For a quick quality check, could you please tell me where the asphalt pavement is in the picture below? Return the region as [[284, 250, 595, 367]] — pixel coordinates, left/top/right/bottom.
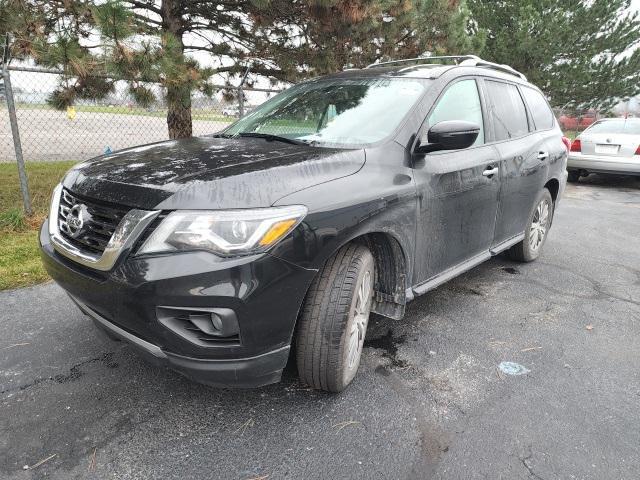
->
[[1, 174, 639, 480]]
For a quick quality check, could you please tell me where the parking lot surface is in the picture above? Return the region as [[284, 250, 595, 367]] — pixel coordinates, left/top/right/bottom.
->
[[1, 175, 639, 479]]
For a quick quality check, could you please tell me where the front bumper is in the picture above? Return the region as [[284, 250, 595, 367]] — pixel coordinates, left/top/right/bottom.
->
[[40, 221, 317, 388], [75, 296, 290, 387], [568, 153, 640, 175]]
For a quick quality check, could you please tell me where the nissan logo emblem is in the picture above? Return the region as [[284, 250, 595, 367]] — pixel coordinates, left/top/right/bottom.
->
[[65, 204, 87, 238]]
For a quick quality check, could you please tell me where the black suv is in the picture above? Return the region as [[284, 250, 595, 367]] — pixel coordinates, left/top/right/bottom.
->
[[41, 55, 568, 392]]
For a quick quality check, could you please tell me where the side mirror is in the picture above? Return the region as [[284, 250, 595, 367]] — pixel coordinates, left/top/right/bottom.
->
[[415, 120, 480, 154]]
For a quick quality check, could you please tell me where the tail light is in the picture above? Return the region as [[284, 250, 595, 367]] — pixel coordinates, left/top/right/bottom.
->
[[561, 136, 571, 151], [636, 144, 640, 155], [570, 139, 581, 152]]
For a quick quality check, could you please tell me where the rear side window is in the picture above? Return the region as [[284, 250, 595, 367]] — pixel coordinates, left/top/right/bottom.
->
[[585, 119, 640, 135], [485, 80, 529, 140], [521, 87, 554, 130], [428, 79, 485, 145]]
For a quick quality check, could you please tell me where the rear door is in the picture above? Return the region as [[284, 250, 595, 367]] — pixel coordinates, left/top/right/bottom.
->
[[482, 80, 549, 247], [411, 78, 501, 284], [520, 85, 566, 191]]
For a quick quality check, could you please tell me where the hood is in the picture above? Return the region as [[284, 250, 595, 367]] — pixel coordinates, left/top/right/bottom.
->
[[62, 136, 365, 210]]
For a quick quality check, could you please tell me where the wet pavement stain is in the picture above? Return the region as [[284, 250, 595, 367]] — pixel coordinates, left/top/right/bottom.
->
[[364, 329, 408, 368], [1, 352, 117, 394], [501, 267, 520, 275], [448, 284, 484, 296]]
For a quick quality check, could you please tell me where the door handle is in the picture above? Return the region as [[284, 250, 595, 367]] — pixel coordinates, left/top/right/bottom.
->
[[537, 151, 549, 161], [482, 167, 499, 177]]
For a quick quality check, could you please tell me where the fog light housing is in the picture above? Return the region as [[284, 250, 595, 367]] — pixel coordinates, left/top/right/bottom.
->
[[211, 314, 224, 331], [156, 306, 240, 346]]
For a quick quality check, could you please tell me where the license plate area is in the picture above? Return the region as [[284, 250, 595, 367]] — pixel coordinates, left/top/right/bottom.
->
[[595, 144, 620, 155]]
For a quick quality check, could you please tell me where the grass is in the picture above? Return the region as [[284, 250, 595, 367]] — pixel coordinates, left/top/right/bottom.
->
[[563, 130, 579, 140], [0, 161, 76, 290]]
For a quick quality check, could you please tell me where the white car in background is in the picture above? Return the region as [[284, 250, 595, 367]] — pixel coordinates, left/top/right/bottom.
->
[[568, 118, 640, 182], [222, 106, 254, 117], [222, 106, 240, 117]]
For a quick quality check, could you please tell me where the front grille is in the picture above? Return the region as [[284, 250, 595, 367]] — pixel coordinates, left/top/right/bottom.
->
[[58, 188, 130, 255]]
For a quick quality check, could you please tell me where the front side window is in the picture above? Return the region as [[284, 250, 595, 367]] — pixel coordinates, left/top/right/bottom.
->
[[428, 79, 485, 146], [224, 78, 428, 147], [485, 80, 529, 140], [521, 87, 554, 130]]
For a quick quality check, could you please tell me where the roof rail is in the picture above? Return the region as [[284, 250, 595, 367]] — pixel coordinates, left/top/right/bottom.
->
[[459, 58, 527, 81], [365, 55, 480, 69], [366, 55, 527, 81]]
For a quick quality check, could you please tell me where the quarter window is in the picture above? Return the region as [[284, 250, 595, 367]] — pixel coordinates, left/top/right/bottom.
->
[[521, 87, 554, 130], [428, 79, 485, 146], [485, 81, 529, 140]]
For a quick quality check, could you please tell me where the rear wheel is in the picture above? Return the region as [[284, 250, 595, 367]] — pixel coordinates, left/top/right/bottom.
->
[[508, 189, 553, 262], [295, 244, 375, 392]]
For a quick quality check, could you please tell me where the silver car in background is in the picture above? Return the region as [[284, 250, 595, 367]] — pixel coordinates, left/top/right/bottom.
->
[[568, 118, 640, 182]]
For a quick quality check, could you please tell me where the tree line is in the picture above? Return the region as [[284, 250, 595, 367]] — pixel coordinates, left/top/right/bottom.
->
[[1, 0, 639, 138]]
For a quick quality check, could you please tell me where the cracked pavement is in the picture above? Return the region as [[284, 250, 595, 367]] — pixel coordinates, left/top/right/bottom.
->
[[1, 174, 639, 479]]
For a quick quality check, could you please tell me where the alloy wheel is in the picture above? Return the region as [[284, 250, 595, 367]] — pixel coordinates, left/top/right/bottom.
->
[[346, 270, 372, 371], [529, 199, 550, 251]]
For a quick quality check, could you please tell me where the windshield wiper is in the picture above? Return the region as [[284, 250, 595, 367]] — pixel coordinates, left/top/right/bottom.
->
[[235, 132, 309, 146]]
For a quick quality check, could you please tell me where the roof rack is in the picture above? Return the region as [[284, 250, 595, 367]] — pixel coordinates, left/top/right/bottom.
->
[[366, 55, 480, 68], [365, 55, 527, 81]]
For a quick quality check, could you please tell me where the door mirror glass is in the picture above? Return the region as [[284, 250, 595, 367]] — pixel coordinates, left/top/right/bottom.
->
[[416, 120, 480, 153]]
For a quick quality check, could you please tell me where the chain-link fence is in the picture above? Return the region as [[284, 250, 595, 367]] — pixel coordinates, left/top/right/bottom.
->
[[0, 65, 283, 163], [553, 107, 604, 138]]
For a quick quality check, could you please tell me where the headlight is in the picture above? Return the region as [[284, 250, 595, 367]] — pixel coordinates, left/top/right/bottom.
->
[[137, 205, 307, 257]]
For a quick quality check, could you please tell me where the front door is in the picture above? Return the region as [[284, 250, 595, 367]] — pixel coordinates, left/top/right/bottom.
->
[[412, 78, 501, 285]]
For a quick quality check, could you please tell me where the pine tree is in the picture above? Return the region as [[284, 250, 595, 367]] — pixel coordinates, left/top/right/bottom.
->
[[1, 0, 481, 138], [468, 0, 640, 110], [1, 0, 280, 139], [252, 0, 483, 78]]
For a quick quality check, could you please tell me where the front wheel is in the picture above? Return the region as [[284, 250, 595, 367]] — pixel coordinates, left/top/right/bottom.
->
[[508, 189, 553, 262], [295, 244, 375, 392]]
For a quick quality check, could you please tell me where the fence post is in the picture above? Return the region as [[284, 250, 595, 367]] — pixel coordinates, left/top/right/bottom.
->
[[237, 66, 250, 118], [2, 42, 32, 215], [237, 86, 244, 118]]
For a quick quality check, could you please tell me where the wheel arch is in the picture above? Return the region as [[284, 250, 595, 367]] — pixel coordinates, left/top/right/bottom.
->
[[544, 177, 560, 203], [292, 229, 410, 324], [349, 231, 408, 320]]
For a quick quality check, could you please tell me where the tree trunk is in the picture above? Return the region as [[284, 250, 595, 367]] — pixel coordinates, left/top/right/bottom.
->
[[166, 83, 193, 139], [161, 0, 192, 139]]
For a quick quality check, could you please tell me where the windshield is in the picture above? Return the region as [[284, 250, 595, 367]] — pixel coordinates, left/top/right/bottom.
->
[[585, 119, 640, 135], [223, 78, 428, 147]]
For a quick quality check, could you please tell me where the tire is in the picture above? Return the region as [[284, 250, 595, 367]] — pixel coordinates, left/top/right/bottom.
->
[[295, 244, 375, 392], [508, 189, 554, 263], [567, 170, 580, 183]]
